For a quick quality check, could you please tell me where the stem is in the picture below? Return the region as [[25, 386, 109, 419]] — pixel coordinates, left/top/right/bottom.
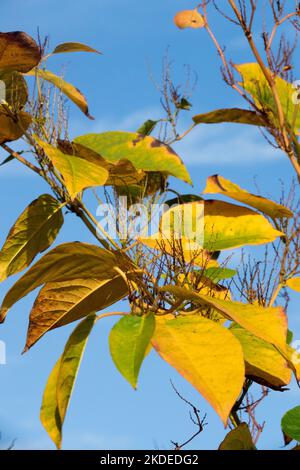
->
[[1, 144, 42, 175]]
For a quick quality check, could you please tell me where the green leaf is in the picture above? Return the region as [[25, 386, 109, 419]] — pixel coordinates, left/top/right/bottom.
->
[[219, 423, 256, 450], [203, 175, 293, 219], [236, 63, 300, 133], [0, 194, 64, 282], [137, 119, 158, 136], [203, 267, 237, 283], [165, 194, 203, 207], [35, 138, 109, 199], [109, 314, 155, 389], [0, 242, 119, 322], [0, 155, 14, 166], [281, 406, 300, 443], [152, 315, 245, 424], [193, 108, 265, 126], [230, 324, 291, 389], [40, 314, 96, 449], [74, 131, 192, 184], [27, 68, 93, 119], [25, 276, 128, 350], [287, 329, 294, 345], [52, 42, 101, 55], [0, 31, 41, 73]]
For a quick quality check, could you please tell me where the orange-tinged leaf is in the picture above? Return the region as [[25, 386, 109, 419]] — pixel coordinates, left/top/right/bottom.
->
[[152, 315, 245, 424], [0, 109, 31, 144], [27, 68, 93, 118], [0, 31, 41, 72], [193, 108, 266, 126], [25, 276, 128, 351], [174, 10, 205, 29], [286, 277, 300, 292], [203, 175, 293, 219]]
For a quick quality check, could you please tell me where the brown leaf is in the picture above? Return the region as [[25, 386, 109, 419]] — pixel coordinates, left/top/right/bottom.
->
[[0, 32, 41, 72], [0, 108, 31, 144]]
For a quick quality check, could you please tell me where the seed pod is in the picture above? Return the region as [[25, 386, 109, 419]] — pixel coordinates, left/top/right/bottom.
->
[[174, 9, 205, 30]]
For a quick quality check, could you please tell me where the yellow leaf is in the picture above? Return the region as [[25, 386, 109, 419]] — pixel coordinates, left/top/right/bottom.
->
[[174, 10, 205, 29], [52, 42, 101, 55], [231, 324, 291, 389], [0, 31, 41, 72], [203, 175, 293, 219], [193, 108, 266, 126], [25, 276, 128, 350], [286, 277, 300, 292], [35, 138, 109, 199], [152, 315, 245, 424], [27, 68, 93, 119], [161, 286, 288, 353]]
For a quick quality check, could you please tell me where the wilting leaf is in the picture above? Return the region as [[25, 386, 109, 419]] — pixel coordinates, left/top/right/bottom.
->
[[193, 108, 265, 126], [109, 314, 155, 389], [152, 315, 244, 424], [35, 138, 108, 198], [0, 194, 64, 282], [137, 119, 158, 136], [25, 276, 128, 350], [161, 286, 288, 353], [40, 314, 96, 449], [203, 175, 293, 219], [57, 139, 144, 187], [0, 242, 119, 322], [203, 267, 237, 283], [27, 68, 93, 119], [165, 194, 203, 207], [174, 10, 205, 29], [286, 277, 300, 292], [231, 324, 291, 389], [0, 71, 28, 109], [74, 131, 192, 184], [219, 423, 256, 450], [0, 109, 31, 144], [236, 63, 300, 133], [52, 42, 101, 55], [281, 406, 300, 443], [0, 31, 41, 72]]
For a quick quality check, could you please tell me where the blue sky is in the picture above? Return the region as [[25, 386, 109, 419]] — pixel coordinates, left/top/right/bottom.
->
[[0, 0, 300, 450]]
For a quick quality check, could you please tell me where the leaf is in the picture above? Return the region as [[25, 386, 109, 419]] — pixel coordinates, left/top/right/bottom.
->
[[281, 406, 300, 443], [203, 175, 293, 219], [236, 63, 300, 133], [109, 314, 155, 389], [174, 10, 205, 29], [57, 139, 144, 187], [40, 314, 96, 449], [152, 315, 245, 424], [219, 423, 256, 450], [35, 138, 109, 199], [0, 242, 119, 322], [0, 109, 31, 144], [25, 276, 128, 350], [0, 31, 41, 72], [193, 108, 266, 126], [27, 68, 93, 119], [203, 267, 237, 283], [160, 286, 288, 353], [74, 131, 192, 184], [143, 200, 283, 252], [52, 42, 101, 55], [0, 71, 28, 109], [0, 194, 64, 282], [286, 277, 300, 292], [165, 194, 204, 207], [230, 324, 291, 389], [137, 119, 158, 136]]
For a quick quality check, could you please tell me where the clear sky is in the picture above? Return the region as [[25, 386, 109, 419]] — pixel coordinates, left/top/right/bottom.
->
[[0, 0, 299, 450]]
